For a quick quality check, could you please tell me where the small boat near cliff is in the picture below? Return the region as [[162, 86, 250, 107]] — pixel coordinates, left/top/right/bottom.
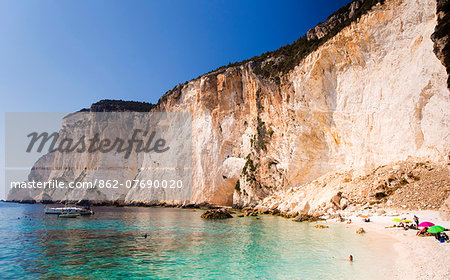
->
[[44, 206, 93, 215]]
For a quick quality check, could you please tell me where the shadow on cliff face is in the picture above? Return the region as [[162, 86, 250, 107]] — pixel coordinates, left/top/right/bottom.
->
[[431, 0, 450, 88]]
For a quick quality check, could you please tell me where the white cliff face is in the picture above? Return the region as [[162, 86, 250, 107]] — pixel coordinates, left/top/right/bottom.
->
[[288, 0, 448, 173], [13, 0, 449, 208], [162, 0, 449, 207]]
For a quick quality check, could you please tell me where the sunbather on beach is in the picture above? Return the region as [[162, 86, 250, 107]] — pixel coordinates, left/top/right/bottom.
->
[[416, 227, 428, 236]]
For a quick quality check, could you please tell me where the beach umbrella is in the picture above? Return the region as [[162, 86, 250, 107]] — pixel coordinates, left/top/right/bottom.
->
[[427, 225, 445, 234], [360, 215, 370, 218], [418, 222, 435, 227], [392, 218, 401, 222], [401, 220, 412, 223]]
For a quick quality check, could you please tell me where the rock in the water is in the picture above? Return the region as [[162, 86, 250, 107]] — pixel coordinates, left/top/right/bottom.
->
[[356, 228, 366, 234], [292, 214, 323, 222], [201, 209, 233, 219], [243, 207, 259, 216], [314, 225, 329, 229]]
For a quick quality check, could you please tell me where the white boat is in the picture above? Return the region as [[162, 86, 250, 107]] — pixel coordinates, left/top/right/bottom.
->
[[44, 206, 93, 215]]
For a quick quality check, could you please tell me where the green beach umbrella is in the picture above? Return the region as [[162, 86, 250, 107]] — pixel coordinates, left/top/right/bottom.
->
[[427, 225, 445, 234], [392, 218, 401, 222]]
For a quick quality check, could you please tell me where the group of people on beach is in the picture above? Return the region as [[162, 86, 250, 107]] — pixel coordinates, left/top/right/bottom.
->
[[391, 215, 419, 230], [399, 223, 418, 230], [408, 215, 449, 242], [416, 226, 449, 242], [384, 215, 449, 242], [348, 214, 448, 264]]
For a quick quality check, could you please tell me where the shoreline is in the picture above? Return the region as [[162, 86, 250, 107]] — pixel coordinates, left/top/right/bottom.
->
[[3, 199, 219, 209], [326, 210, 450, 279], [3, 201, 449, 279]]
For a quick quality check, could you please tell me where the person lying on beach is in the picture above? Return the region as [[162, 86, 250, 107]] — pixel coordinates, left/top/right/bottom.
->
[[346, 219, 352, 224], [416, 227, 428, 236]]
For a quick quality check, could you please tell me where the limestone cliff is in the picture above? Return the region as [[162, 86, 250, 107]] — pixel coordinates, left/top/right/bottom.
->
[[156, 0, 449, 207], [10, 0, 450, 212]]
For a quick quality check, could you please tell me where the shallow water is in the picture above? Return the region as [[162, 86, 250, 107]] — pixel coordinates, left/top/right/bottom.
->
[[0, 202, 394, 279]]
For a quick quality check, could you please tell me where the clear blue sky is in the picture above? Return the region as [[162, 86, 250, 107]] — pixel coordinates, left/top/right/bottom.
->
[[0, 0, 351, 199]]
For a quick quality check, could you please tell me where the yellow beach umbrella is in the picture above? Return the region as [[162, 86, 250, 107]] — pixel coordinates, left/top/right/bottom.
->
[[392, 218, 401, 222], [401, 220, 412, 223]]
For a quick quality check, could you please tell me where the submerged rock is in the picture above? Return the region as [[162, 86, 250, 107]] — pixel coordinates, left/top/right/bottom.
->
[[292, 214, 324, 222], [242, 207, 259, 217], [201, 209, 233, 219], [314, 225, 329, 229]]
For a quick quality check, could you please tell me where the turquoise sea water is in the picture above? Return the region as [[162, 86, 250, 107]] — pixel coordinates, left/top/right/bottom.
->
[[0, 202, 394, 279]]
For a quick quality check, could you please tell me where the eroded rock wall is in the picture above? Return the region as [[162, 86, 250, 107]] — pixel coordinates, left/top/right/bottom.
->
[[156, 0, 449, 207], [12, 0, 449, 208]]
